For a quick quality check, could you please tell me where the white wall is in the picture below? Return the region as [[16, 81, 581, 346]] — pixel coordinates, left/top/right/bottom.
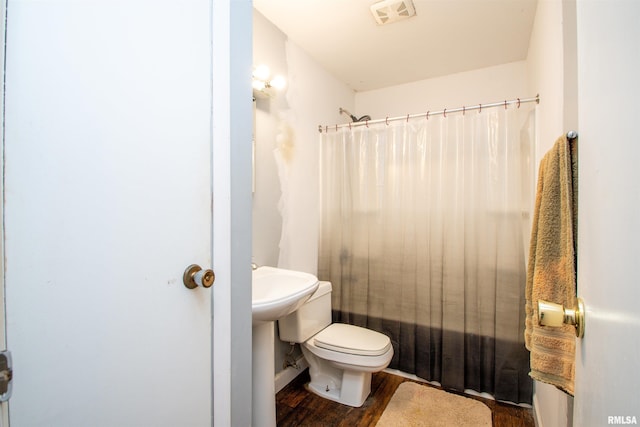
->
[[252, 9, 354, 378], [527, 0, 566, 163], [356, 61, 528, 118], [276, 41, 355, 274], [252, 11, 288, 268], [525, 1, 576, 426], [252, 11, 354, 273]]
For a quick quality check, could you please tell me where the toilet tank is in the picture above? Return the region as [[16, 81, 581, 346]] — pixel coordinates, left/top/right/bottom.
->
[[278, 281, 332, 343]]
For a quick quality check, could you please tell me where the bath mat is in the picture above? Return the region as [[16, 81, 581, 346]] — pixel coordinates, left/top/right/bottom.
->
[[375, 382, 492, 427]]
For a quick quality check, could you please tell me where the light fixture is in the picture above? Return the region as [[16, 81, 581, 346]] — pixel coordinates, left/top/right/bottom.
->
[[252, 65, 286, 98]]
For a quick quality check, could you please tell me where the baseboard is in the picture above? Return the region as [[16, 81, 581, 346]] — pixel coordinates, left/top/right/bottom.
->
[[533, 392, 543, 427], [384, 367, 440, 387], [384, 367, 533, 409], [274, 355, 309, 393]]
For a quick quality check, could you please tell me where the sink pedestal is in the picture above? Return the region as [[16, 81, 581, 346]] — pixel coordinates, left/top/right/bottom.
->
[[251, 266, 319, 427], [252, 321, 276, 427]]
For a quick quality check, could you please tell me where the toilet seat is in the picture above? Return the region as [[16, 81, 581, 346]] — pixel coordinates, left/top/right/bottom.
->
[[314, 323, 391, 356], [305, 323, 394, 371]]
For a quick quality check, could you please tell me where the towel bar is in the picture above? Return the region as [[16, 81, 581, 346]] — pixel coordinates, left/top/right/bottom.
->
[[538, 298, 585, 338]]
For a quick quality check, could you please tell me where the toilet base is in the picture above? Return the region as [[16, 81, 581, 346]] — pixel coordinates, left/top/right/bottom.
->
[[306, 368, 372, 407], [297, 326, 394, 408]]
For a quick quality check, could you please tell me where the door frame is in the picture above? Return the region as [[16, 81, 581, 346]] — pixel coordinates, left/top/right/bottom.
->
[[1, 0, 8, 423], [211, 0, 253, 425]]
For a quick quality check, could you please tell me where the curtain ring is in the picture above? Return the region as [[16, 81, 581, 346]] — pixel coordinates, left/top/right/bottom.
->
[[386, 117, 389, 126], [349, 122, 352, 130], [426, 111, 430, 120], [443, 108, 447, 118], [325, 125, 328, 133], [479, 104, 482, 114], [504, 100, 507, 110], [462, 106, 466, 115], [366, 120, 369, 128], [406, 114, 410, 123], [517, 98, 521, 108]]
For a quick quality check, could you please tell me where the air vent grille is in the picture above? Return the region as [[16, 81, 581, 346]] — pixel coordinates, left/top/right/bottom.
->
[[370, 0, 416, 25]]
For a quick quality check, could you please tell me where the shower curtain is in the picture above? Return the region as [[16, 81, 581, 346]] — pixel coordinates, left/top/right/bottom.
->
[[318, 105, 535, 404]]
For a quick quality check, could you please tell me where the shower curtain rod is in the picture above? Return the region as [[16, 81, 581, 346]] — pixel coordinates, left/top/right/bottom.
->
[[318, 94, 540, 133]]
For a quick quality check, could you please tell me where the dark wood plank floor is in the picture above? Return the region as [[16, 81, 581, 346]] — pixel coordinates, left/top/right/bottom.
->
[[276, 369, 535, 427]]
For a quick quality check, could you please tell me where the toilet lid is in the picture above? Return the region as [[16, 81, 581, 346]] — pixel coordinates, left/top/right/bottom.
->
[[313, 323, 392, 356]]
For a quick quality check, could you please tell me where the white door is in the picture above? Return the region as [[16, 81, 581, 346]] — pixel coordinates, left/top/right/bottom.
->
[[3, 1, 215, 425], [573, 2, 640, 426]]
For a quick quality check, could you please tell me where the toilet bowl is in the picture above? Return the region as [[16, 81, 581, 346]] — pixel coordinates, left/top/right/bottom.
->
[[278, 282, 394, 407]]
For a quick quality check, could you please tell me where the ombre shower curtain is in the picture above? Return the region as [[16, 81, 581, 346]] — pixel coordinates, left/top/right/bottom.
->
[[318, 105, 535, 404]]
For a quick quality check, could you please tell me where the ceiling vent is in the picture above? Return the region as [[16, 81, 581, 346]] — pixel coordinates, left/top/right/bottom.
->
[[370, 0, 416, 25]]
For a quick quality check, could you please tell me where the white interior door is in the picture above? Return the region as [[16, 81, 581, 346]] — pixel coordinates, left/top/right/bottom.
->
[[573, 2, 640, 426], [3, 1, 214, 425]]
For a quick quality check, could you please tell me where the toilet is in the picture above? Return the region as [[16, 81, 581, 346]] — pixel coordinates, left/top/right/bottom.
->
[[278, 281, 394, 407]]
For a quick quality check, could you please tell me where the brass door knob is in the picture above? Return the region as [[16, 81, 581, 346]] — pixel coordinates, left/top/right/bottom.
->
[[538, 298, 585, 338], [183, 264, 215, 289]]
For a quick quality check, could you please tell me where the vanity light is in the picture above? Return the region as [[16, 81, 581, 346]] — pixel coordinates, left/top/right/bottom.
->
[[252, 64, 286, 98], [253, 64, 271, 81], [269, 75, 286, 91]]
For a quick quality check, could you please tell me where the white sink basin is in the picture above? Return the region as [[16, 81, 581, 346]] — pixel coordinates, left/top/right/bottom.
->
[[252, 266, 319, 324]]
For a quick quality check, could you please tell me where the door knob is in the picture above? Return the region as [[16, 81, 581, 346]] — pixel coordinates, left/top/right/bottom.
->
[[538, 298, 585, 338], [183, 264, 215, 289]]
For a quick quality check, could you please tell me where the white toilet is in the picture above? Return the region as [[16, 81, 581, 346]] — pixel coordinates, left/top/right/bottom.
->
[[278, 281, 394, 407]]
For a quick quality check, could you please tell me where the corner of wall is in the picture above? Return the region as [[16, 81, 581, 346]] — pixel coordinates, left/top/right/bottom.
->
[[533, 388, 544, 427], [253, 10, 355, 388], [525, 1, 576, 426]]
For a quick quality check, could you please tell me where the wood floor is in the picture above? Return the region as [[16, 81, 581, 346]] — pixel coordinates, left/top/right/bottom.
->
[[276, 369, 535, 427]]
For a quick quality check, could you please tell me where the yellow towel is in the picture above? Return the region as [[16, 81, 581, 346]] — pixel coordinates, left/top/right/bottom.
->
[[524, 135, 578, 395]]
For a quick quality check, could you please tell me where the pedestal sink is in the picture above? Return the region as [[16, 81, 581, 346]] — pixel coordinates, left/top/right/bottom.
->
[[252, 266, 319, 427]]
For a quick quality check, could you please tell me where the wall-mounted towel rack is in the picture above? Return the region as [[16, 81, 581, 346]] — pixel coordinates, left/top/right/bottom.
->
[[567, 130, 578, 140]]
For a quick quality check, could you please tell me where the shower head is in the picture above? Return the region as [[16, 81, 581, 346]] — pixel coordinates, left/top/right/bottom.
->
[[339, 107, 372, 123]]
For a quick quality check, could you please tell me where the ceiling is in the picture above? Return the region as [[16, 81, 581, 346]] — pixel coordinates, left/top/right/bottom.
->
[[253, 0, 538, 92]]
